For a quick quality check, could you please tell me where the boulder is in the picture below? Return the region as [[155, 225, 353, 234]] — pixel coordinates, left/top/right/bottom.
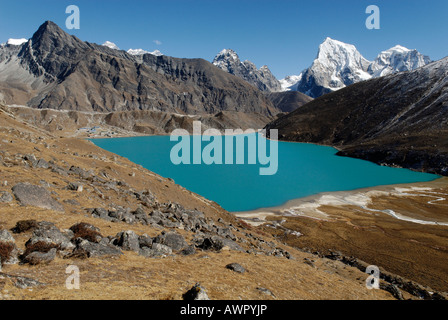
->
[[73, 239, 123, 258], [12, 183, 64, 212], [114, 230, 140, 252], [26, 224, 74, 252], [179, 245, 196, 256], [138, 234, 153, 248], [225, 263, 246, 273], [67, 182, 83, 192], [22, 248, 57, 265], [182, 283, 210, 300], [153, 231, 188, 252], [35, 158, 50, 169], [194, 234, 243, 252], [0, 191, 13, 203], [69, 166, 93, 179], [151, 243, 173, 255], [69, 222, 102, 243]]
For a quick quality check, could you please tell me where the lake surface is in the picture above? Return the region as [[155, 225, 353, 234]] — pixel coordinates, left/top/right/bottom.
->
[[91, 133, 439, 212]]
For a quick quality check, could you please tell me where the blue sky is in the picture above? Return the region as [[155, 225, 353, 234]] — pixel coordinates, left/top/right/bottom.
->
[[1, 0, 447, 78]]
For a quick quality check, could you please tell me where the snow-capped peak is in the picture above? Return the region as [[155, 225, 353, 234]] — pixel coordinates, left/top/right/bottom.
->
[[6, 38, 28, 46], [388, 45, 411, 53], [102, 41, 120, 50], [212, 48, 282, 92], [280, 74, 303, 91], [369, 44, 431, 77], [213, 49, 240, 67], [127, 48, 163, 56], [316, 37, 371, 74], [285, 38, 432, 98], [127, 48, 149, 55]]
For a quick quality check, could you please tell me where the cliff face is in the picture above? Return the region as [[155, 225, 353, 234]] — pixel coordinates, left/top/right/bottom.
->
[[266, 57, 448, 175], [0, 21, 278, 118]]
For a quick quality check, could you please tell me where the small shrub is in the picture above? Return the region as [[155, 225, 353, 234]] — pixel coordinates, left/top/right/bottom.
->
[[23, 241, 59, 256], [70, 223, 102, 243], [0, 242, 16, 265], [12, 220, 39, 234]]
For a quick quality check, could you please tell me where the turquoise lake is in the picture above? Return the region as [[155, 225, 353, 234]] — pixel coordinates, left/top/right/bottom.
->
[[91, 134, 439, 212]]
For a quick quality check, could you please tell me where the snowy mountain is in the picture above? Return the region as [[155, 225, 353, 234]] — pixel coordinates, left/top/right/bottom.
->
[[368, 45, 431, 77], [102, 41, 120, 50], [279, 74, 303, 91], [282, 38, 432, 98], [127, 48, 163, 56], [6, 38, 28, 46], [212, 49, 282, 92]]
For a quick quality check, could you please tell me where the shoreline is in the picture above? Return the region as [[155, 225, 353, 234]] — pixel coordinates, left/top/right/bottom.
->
[[233, 176, 448, 226]]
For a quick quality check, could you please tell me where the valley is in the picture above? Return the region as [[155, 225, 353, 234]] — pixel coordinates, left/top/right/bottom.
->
[[0, 18, 447, 302]]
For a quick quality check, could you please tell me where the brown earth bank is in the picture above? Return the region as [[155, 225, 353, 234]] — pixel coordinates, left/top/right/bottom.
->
[[0, 106, 399, 300], [237, 179, 448, 294]]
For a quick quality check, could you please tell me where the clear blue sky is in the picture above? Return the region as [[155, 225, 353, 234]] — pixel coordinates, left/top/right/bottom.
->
[[1, 0, 447, 79]]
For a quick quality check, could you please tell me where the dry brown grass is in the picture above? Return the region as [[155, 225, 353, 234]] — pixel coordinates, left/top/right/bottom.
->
[[0, 109, 396, 300]]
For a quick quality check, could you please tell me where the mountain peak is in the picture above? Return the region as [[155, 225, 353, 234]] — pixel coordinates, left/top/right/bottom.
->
[[29, 20, 83, 53], [388, 45, 411, 53], [212, 49, 281, 92], [287, 38, 431, 98], [102, 41, 120, 50], [32, 20, 65, 41], [318, 37, 360, 56], [214, 49, 240, 62]]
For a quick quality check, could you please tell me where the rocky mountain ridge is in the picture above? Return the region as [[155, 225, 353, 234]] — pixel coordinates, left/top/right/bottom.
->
[[0, 21, 279, 121]]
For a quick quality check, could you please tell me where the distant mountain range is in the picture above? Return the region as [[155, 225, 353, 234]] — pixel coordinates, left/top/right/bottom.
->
[[0, 21, 278, 120], [283, 37, 432, 98], [211, 38, 431, 99], [101, 41, 164, 57]]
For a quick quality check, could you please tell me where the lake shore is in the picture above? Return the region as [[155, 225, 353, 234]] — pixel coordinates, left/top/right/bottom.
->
[[233, 177, 448, 225], [234, 177, 448, 293]]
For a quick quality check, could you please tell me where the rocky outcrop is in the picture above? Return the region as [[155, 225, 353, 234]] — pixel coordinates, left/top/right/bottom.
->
[[182, 283, 210, 300]]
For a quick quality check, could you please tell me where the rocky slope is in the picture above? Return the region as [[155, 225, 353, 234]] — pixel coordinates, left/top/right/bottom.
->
[[283, 38, 431, 98], [266, 57, 448, 176], [2, 105, 274, 138], [0, 104, 404, 301], [0, 21, 278, 120], [265, 91, 313, 113], [212, 49, 282, 92]]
